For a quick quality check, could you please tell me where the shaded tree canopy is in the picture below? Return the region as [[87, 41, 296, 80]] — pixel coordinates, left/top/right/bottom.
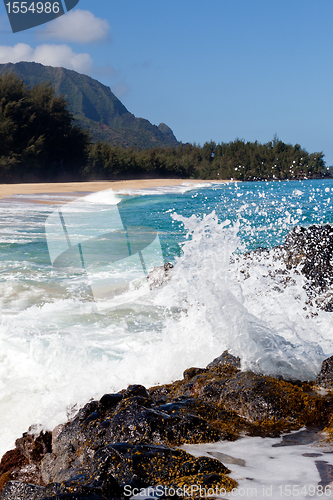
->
[[0, 72, 90, 182], [84, 138, 327, 182]]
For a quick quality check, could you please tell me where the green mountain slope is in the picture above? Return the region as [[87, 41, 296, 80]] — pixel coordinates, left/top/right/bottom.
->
[[0, 62, 178, 149]]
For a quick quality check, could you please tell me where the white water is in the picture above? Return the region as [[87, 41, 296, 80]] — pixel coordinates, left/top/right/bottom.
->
[[183, 430, 333, 499], [1, 183, 333, 462]]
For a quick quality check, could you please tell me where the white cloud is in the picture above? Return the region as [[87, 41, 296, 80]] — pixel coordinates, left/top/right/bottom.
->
[[37, 9, 110, 44], [0, 43, 93, 73]]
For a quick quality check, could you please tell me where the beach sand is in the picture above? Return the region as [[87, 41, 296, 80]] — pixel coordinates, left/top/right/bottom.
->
[[0, 179, 229, 204]]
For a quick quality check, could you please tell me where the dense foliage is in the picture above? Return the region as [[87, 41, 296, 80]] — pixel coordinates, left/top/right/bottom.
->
[[0, 72, 328, 183], [84, 138, 327, 181], [0, 72, 89, 182]]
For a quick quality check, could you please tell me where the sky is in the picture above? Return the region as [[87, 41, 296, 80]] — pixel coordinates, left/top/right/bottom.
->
[[0, 0, 333, 165]]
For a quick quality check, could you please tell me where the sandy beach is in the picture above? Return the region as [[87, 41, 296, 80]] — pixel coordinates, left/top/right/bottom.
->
[[0, 179, 229, 204]]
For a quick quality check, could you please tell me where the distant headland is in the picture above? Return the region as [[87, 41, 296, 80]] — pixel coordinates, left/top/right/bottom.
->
[[0, 62, 329, 184]]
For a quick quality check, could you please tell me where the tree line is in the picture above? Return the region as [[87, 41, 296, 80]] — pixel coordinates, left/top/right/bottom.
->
[[0, 73, 328, 183], [85, 138, 327, 181], [0, 72, 89, 182]]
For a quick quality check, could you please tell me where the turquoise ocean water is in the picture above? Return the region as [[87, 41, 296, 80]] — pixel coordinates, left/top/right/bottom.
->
[[1, 179, 333, 458]]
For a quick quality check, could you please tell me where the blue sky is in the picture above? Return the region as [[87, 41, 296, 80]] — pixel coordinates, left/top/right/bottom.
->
[[1, 0, 333, 165]]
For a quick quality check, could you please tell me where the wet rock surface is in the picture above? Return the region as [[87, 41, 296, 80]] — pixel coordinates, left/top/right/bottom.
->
[[283, 225, 333, 311], [1, 351, 333, 499], [316, 355, 333, 388], [283, 225, 333, 282], [242, 224, 333, 312]]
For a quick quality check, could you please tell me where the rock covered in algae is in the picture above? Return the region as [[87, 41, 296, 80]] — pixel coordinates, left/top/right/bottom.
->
[[15, 429, 52, 464], [0, 444, 237, 499], [152, 352, 329, 433], [2, 350, 333, 499]]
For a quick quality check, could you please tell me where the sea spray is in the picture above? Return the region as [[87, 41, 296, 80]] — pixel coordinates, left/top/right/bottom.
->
[[1, 181, 333, 459], [154, 211, 327, 379]]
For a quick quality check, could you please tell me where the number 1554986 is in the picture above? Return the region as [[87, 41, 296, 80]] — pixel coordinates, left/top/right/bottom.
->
[[5, 2, 61, 14]]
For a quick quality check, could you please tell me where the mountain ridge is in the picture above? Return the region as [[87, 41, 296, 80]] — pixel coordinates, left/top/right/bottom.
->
[[0, 62, 178, 149]]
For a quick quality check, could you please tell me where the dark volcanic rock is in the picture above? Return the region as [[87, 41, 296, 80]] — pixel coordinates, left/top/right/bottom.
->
[[150, 354, 329, 435], [206, 350, 241, 370], [90, 443, 232, 487], [241, 224, 333, 311], [0, 449, 28, 478], [40, 494, 113, 499], [316, 355, 333, 388], [51, 388, 222, 470], [183, 367, 208, 380], [218, 371, 327, 427], [1, 481, 45, 500], [2, 350, 333, 499], [174, 358, 241, 403], [1, 443, 237, 499], [284, 225, 333, 310], [0, 449, 28, 495], [283, 225, 333, 283], [277, 224, 333, 311], [16, 429, 52, 464]]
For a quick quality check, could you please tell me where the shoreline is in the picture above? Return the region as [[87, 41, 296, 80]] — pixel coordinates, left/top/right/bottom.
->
[[0, 351, 331, 498], [0, 179, 231, 204]]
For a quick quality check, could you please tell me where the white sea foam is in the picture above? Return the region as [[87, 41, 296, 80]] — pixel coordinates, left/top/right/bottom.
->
[[293, 189, 304, 196], [115, 181, 222, 197], [152, 211, 331, 379], [1, 182, 333, 463], [182, 431, 333, 498], [69, 188, 121, 206]]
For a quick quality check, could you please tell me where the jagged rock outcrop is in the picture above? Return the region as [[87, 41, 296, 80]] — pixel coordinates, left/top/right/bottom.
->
[[283, 225, 333, 281], [242, 224, 333, 312], [316, 355, 333, 388], [1, 351, 333, 499]]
